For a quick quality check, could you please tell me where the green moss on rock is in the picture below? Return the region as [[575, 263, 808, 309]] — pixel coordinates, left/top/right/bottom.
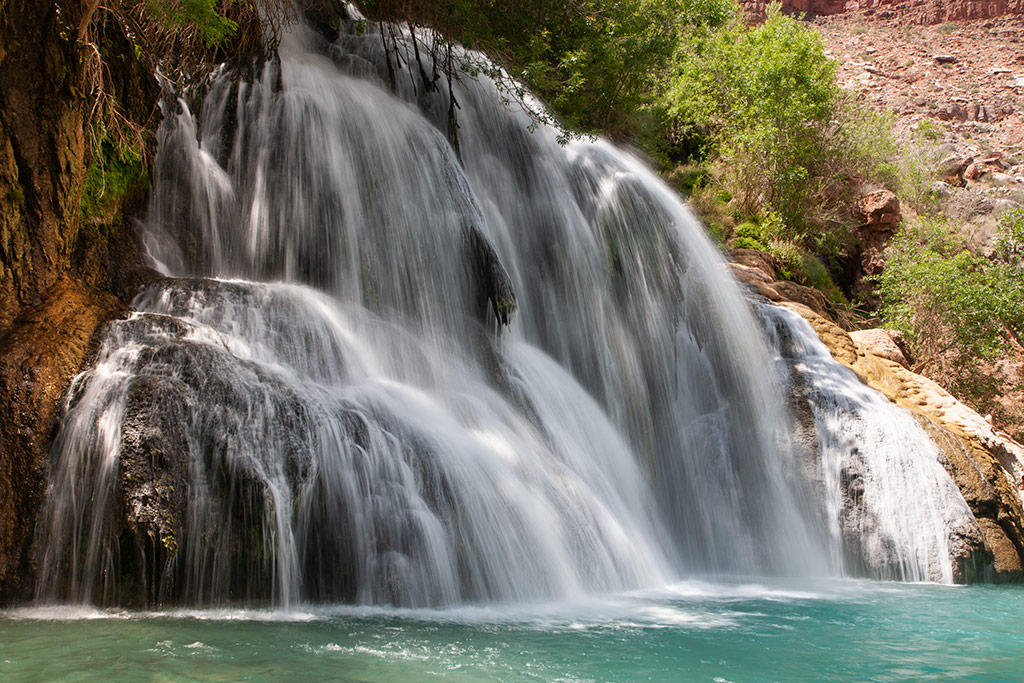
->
[[80, 141, 147, 222]]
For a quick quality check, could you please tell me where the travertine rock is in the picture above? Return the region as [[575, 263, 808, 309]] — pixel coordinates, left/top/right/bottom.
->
[[850, 328, 910, 367]]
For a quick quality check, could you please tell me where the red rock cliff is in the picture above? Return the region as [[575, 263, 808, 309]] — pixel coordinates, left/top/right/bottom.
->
[[742, 0, 1024, 21]]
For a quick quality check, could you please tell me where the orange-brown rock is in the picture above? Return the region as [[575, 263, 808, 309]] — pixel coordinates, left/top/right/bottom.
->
[[0, 280, 124, 598], [849, 189, 901, 308], [0, 2, 158, 602], [853, 189, 901, 231], [741, 0, 1024, 21], [727, 248, 837, 322]]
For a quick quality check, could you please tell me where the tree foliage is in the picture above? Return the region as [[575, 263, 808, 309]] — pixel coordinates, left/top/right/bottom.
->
[[360, 0, 734, 139], [146, 0, 239, 45], [665, 3, 840, 232]]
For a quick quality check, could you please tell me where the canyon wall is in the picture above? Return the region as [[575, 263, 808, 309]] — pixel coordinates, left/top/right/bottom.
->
[[742, 0, 1024, 21]]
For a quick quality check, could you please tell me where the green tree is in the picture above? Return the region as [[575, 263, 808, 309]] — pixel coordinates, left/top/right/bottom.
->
[[665, 3, 840, 236], [361, 0, 734, 139], [146, 0, 238, 45]]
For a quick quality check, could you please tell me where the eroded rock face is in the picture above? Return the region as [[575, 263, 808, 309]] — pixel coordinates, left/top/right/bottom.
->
[[0, 281, 123, 599], [849, 328, 910, 368], [741, 0, 1024, 21], [851, 189, 901, 308], [0, 3, 158, 603]]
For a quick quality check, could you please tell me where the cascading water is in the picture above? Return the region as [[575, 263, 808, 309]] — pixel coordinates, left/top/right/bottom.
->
[[758, 304, 982, 582], [36, 13, 975, 608]]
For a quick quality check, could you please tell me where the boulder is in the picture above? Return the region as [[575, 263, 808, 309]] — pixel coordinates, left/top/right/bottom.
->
[[853, 189, 901, 231], [936, 155, 969, 182], [726, 248, 779, 279], [936, 102, 967, 121], [849, 328, 911, 368]]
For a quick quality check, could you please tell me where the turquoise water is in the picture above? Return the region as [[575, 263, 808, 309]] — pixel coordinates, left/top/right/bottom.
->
[[3, 580, 1022, 681]]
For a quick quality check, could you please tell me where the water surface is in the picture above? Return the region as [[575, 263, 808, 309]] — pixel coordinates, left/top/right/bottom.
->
[[4, 580, 1021, 681]]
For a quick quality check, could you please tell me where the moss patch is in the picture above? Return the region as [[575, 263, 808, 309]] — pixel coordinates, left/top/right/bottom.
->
[[80, 141, 147, 223]]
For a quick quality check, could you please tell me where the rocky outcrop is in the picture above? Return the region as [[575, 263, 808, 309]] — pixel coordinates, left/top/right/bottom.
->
[[849, 328, 910, 367], [727, 248, 838, 321], [0, 1, 89, 334], [849, 0, 1024, 23], [817, 13, 1024, 206], [731, 248, 1024, 580], [847, 189, 901, 307], [0, 280, 123, 598], [0, 2, 158, 602]]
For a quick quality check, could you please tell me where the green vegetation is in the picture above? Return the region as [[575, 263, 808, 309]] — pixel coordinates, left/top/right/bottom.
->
[[146, 0, 238, 45], [878, 214, 1024, 411], [665, 5, 937, 304], [361, 0, 735, 139], [995, 208, 1024, 264], [667, 4, 842, 232], [81, 140, 147, 221]]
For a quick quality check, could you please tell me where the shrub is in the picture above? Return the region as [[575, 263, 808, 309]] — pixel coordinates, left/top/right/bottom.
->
[[767, 239, 842, 297], [995, 208, 1024, 264], [669, 163, 710, 194], [732, 236, 766, 250], [735, 221, 763, 241], [364, 0, 736, 139], [878, 216, 1024, 402]]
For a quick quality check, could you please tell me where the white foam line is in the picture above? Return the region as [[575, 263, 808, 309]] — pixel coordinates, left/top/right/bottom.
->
[[3, 579, 951, 625]]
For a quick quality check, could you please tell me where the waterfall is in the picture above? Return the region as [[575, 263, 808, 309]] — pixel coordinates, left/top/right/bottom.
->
[[35, 15, 975, 608], [759, 304, 981, 582]]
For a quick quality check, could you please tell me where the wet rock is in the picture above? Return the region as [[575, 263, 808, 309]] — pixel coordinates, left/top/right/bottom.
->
[[117, 375, 194, 604], [0, 280, 122, 601], [466, 226, 517, 327], [726, 248, 780, 279]]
